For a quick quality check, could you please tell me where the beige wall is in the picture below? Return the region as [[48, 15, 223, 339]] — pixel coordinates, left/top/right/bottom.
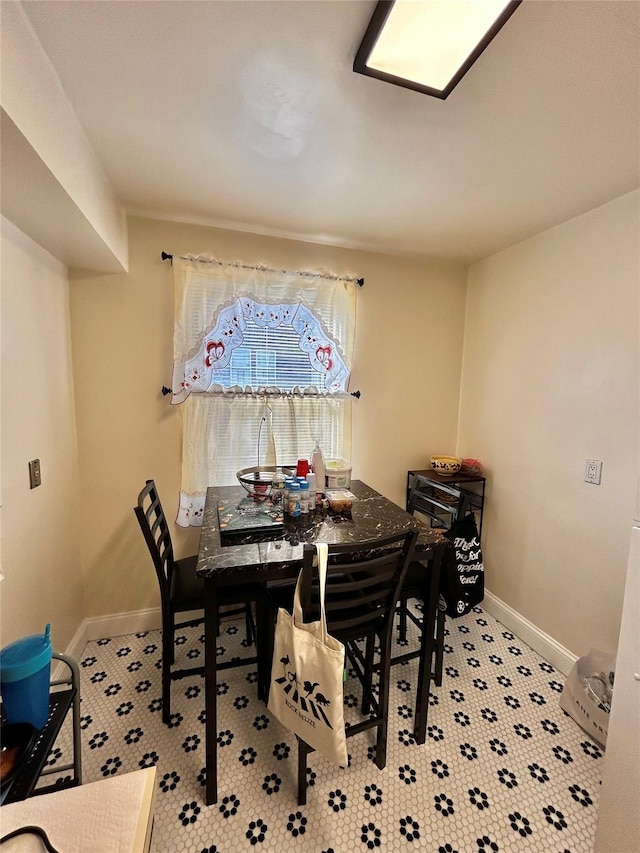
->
[[7, 194, 635, 656], [458, 191, 639, 656], [69, 216, 467, 619], [1, 2, 128, 270], [0, 216, 85, 650]]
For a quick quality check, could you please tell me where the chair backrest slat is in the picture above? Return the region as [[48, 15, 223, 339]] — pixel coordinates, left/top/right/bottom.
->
[[325, 586, 392, 610], [300, 531, 417, 637], [325, 567, 395, 594], [134, 480, 175, 602], [150, 512, 166, 540]]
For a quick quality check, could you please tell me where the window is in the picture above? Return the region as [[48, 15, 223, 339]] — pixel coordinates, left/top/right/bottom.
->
[[213, 316, 333, 391], [171, 257, 358, 526]]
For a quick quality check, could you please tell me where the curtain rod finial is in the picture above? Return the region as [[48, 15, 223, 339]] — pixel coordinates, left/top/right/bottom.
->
[[161, 251, 173, 263]]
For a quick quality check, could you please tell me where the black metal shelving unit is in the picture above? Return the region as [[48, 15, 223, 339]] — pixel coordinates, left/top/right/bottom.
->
[[1, 652, 82, 804], [406, 469, 486, 539]]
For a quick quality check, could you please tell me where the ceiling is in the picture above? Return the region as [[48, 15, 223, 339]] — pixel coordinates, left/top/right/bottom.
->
[[21, 0, 640, 264]]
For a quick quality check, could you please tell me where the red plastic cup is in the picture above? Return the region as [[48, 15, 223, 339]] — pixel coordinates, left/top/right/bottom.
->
[[296, 459, 310, 478]]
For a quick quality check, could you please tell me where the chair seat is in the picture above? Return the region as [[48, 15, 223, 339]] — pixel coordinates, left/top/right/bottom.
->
[[170, 556, 204, 610], [172, 555, 265, 611], [401, 558, 431, 595], [265, 584, 293, 611]]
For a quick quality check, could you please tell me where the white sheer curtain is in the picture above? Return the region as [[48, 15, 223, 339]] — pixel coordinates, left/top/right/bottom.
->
[[171, 257, 357, 526], [177, 394, 352, 525]]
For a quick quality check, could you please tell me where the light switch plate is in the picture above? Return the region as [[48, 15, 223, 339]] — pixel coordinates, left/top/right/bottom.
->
[[29, 458, 41, 489]]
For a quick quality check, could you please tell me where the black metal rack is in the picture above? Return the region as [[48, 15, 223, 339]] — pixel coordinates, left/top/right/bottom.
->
[[1, 652, 82, 804], [406, 469, 486, 539]]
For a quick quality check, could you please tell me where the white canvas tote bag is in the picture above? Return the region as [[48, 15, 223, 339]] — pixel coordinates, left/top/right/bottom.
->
[[267, 543, 348, 766]]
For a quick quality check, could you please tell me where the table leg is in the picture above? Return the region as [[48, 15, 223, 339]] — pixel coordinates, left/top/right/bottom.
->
[[204, 578, 219, 805], [256, 591, 269, 701], [414, 548, 443, 744]]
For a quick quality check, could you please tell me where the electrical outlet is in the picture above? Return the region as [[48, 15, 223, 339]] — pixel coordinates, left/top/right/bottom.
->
[[29, 458, 41, 489], [585, 459, 602, 485]]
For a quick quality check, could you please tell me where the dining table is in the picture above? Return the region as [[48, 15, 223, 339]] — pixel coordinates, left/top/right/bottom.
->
[[196, 479, 449, 805]]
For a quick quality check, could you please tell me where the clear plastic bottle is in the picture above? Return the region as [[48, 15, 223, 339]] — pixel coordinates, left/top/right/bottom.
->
[[306, 473, 317, 511], [271, 476, 285, 507], [284, 478, 296, 515], [289, 482, 301, 518], [311, 440, 326, 499], [299, 481, 310, 514]]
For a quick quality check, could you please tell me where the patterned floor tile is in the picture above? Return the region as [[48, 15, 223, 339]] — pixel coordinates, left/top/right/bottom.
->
[[43, 605, 602, 852]]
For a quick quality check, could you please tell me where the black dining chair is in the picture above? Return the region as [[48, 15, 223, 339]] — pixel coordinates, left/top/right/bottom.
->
[[265, 530, 417, 805], [134, 479, 265, 725], [395, 482, 452, 689]]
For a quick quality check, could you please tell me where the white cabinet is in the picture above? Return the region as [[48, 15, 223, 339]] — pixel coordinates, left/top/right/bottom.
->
[[594, 525, 640, 852]]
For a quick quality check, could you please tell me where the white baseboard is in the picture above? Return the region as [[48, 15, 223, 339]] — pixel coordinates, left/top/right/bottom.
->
[[56, 606, 210, 669], [82, 607, 163, 642], [51, 608, 162, 678], [482, 589, 577, 676], [56, 595, 576, 679]]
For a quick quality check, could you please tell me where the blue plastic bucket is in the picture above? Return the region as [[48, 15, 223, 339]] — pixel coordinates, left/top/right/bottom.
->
[[0, 624, 52, 729]]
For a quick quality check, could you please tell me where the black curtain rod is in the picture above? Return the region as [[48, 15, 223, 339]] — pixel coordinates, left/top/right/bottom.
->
[[161, 252, 364, 287], [161, 386, 361, 399]]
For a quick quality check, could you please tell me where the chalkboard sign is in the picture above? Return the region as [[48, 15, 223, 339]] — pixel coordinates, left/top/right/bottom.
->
[[440, 513, 484, 618]]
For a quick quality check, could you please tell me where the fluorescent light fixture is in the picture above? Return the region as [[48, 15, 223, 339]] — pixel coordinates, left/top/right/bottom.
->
[[354, 0, 522, 99]]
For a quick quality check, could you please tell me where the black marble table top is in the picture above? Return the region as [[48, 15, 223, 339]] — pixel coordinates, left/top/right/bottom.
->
[[196, 480, 448, 580]]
